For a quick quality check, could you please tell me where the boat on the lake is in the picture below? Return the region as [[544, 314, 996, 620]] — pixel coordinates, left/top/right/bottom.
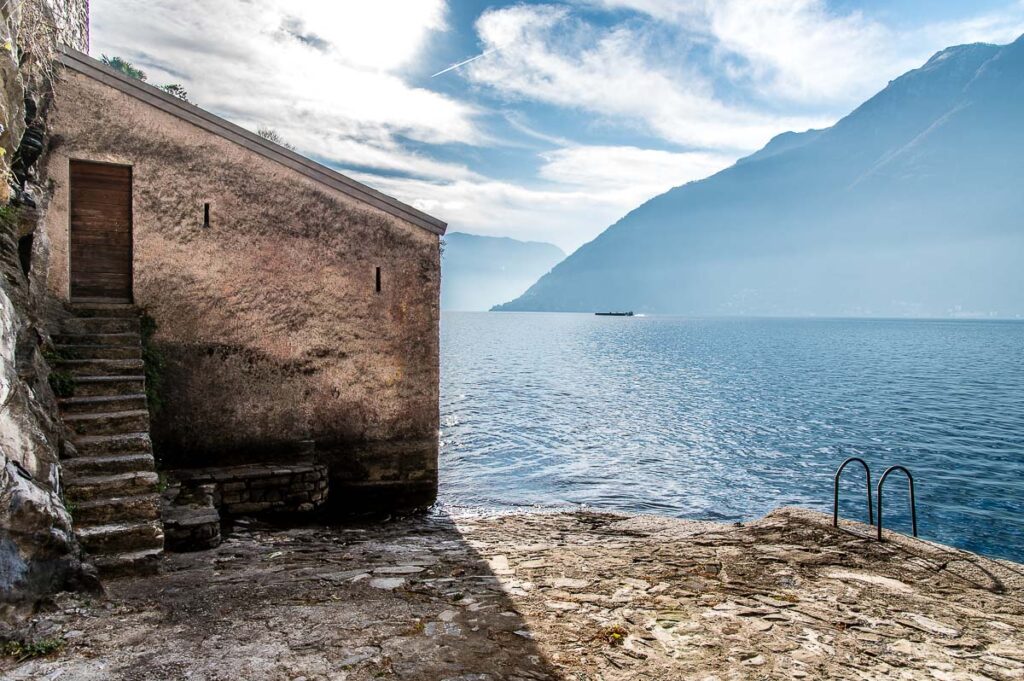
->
[[595, 311, 634, 316]]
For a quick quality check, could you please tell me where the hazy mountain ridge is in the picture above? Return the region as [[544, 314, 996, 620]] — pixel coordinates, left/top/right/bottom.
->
[[496, 35, 1024, 317], [441, 232, 565, 311]]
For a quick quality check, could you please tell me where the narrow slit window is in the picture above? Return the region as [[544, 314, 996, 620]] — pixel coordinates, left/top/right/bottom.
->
[[375, 266, 382, 293], [203, 202, 210, 228]]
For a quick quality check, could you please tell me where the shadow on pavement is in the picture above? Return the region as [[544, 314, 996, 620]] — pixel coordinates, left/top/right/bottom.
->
[[4, 511, 563, 680]]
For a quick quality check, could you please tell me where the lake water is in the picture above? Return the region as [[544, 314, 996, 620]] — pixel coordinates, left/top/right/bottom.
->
[[439, 312, 1024, 563]]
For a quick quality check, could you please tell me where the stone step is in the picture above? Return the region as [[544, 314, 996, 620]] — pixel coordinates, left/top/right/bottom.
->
[[57, 358, 145, 377], [59, 306, 163, 579], [72, 493, 161, 526], [90, 547, 162, 578], [78, 520, 164, 555], [62, 452, 156, 476], [71, 432, 152, 458], [53, 332, 140, 347], [72, 375, 146, 398], [64, 470, 159, 501], [164, 505, 221, 552], [60, 393, 147, 415], [68, 304, 140, 318], [62, 317, 139, 335], [63, 410, 150, 436], [56, 344, 142, 360]]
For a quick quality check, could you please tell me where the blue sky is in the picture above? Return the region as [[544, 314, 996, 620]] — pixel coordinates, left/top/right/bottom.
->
[[91, 1, 1024, 252]]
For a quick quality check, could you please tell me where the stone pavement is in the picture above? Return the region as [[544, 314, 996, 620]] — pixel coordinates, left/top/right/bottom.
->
[[4, 508, 1023, 680]]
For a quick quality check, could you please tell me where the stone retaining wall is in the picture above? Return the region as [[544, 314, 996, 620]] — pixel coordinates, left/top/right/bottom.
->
[[162, 483, 220, 552], [171, 463, 328, 516]]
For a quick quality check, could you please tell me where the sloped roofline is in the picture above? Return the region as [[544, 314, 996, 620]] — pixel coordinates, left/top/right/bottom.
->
[[58, 48, 447, 235]]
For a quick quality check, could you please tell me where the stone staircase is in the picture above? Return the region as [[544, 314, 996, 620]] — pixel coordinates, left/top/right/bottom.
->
[[55, 303, 164, 576]]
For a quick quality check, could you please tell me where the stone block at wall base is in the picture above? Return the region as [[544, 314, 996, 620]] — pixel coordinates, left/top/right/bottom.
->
[[168, 462, 328, 521], [322, 480, 438, 516], [162, 482, 221, 552], [317, 438, 438, 516]]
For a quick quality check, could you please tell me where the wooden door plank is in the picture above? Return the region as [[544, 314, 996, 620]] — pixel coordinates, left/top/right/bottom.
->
[[69, 161, 133, 301]]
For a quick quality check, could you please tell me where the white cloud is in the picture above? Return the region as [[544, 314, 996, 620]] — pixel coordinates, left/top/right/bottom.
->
[[584, 0, 1024, 105], [540, 145, 731, 193], [279, 134, 482, 183], [919, 2, 1024, 49], [90, 0, 480, 179], [582, 0, 899, 104], [466, 5, 827, 151], [270, 1, 447, 72], [355, 173, 631, 252], [352, 143, 733, 251], [697, 1, 899, 103]]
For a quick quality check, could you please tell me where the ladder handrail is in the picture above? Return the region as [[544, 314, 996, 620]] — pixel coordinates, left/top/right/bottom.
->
[[876, 465, 918, 541], [833, 457, 874, 528]]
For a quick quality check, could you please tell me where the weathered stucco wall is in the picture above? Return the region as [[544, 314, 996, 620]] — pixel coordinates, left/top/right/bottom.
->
[[1, 0, 92, 613], [43, 70, 441, 511]]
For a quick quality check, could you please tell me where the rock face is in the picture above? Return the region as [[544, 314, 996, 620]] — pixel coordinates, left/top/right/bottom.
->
[[0, 265, 81, 610], [1, 0, 91, 613], [43, 64, 442, 513]]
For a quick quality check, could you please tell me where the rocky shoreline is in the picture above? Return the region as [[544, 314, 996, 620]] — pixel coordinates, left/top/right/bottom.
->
[[4, 507, 1023, 680]]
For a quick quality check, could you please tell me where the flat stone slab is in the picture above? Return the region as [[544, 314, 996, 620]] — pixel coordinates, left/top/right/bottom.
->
[[163, 506, 220, 527], [171, 462, 319, 482], [368, 577, 406, 590], [4, 508, 1023, 680], [372, 565, 425, 575]]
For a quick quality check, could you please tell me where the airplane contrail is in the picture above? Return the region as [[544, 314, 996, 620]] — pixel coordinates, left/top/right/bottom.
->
[[430, 49, 498, 78]]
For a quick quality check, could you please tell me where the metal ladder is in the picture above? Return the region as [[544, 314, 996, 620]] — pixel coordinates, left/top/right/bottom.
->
[[833, 457, 918, 541]]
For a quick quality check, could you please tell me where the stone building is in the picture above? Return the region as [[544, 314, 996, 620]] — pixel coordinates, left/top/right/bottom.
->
[[3, 0, 444, 604], [42, 50, 445, 510]]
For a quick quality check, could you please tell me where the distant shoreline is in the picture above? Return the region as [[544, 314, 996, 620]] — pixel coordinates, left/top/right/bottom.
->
[[449, 310, 1024, 322]]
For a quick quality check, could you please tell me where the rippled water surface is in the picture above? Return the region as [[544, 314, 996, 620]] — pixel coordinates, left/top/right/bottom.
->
[[439, 312, 1024, 562]]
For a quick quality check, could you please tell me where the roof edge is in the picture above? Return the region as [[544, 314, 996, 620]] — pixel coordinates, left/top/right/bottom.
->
[[57, 47, 447, 236]]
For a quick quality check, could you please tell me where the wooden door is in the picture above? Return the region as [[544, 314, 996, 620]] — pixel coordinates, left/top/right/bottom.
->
[[69, 161, 133, 301]]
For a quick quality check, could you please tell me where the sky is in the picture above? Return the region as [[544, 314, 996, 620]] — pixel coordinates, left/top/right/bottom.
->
[[90, 1, 1024, 253]]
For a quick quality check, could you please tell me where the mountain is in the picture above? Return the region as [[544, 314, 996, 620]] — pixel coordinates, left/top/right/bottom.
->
[[441, 232, 565, 311], [496, 36, 1024, 318]]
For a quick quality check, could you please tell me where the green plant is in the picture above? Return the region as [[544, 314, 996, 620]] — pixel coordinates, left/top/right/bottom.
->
[[160, 83, 191, 103], [43, 346, 75, 397], [0, 203, 21, 232], [42, 346, 72, 363], [101, 54, 146, 81], [101, 55, 191, 103], [48, 370, 74, 397], [64, 499, 77, 520], [592, 624, 629, 647], [256, 126, 295, 150], [1, 637, 65, 661]]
